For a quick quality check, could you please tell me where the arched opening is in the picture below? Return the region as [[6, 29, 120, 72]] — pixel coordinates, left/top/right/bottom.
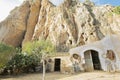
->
[[84, 50, 101, 71]]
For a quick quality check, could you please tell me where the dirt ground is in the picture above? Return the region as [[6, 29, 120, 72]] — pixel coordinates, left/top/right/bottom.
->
[[0, 71, 120, 80]]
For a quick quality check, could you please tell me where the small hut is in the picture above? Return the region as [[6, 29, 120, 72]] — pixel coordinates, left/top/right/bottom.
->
[[46, 52, 74, 74]]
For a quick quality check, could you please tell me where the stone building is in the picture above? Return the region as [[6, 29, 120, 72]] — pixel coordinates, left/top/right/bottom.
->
[[69, 34, 120, 72], [45, 53, 73, 73], [46, 52, 83, 74], [46, 34, 120, 73]]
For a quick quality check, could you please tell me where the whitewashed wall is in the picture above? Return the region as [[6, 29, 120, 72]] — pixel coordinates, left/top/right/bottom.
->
[[69, 35, 120, 71]]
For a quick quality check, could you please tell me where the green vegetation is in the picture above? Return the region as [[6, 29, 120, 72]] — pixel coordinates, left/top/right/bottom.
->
[[1, 40, 55, 75], [23, 40, 55, 56], [6, 53, 40, 74], [113, 6, 120, 14], [84, 0, 95, 6], [0, 43, 15, 69], [107, 12, 113, 16], [23, 40, 55, 80], [107, 6, 120, 17]]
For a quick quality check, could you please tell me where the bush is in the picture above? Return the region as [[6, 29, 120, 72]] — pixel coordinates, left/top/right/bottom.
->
[[1, 40, 55, 75], [113, 6, 120, 14], [0, 43, 15, 70], [5, 53, 40, 74]]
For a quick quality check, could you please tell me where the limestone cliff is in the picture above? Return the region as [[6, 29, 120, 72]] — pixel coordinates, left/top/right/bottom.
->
[[0, 1, 30, 47], [0, 0, 120, 51]]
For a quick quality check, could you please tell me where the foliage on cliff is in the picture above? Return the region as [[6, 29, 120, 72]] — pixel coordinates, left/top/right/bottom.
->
[[113, 6, 120, 14]]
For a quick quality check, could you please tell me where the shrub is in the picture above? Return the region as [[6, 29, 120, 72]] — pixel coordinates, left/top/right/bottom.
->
[[2, 40, 55, 75], [5, 53, 40, 74], [113, 6, 120, 14], [0, 43, 15, 70]]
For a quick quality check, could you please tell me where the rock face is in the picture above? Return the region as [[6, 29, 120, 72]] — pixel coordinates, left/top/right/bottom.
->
[[0, 0, 120, 51], [22, 0, 41, 44], [0, 1, 30, 47], [0, 0, 41, 47]]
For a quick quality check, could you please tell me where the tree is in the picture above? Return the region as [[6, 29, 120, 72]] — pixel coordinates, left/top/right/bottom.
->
[[23, 40, 56, 80]]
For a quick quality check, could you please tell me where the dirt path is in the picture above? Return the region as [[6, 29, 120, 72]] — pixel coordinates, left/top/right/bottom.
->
[[0, 71, 120, 80], [0, 72, 71, 80], [58, 71, 120, 80]]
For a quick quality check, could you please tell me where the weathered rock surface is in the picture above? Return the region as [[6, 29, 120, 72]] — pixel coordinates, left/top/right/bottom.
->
[[0, 1, 30, 47], [0, 0, 120, 51], [22, 0, 41, 44]]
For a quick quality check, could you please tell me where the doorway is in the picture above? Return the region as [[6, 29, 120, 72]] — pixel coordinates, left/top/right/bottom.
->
[[54, 58, 61, 71], [84, 50, 101, 71], [91, 50, 101, 70]]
